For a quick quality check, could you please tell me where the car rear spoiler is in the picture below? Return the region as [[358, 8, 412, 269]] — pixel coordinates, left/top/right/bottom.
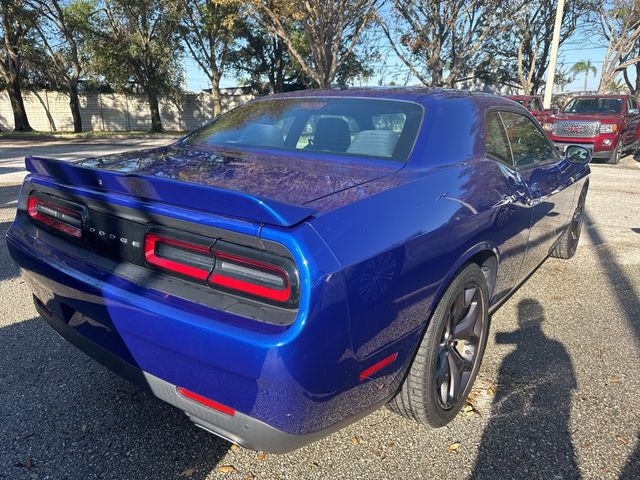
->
[[25, 156, 317, 227]]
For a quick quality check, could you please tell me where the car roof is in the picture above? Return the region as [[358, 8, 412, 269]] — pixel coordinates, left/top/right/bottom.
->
[[251, 87, 523, 111], [570, 94, 627, 99], [262, 87, 471, 102], [505, 95, 540, 100]]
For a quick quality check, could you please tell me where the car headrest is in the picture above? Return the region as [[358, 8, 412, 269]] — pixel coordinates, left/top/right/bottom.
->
[[313, 117, 351, 152]]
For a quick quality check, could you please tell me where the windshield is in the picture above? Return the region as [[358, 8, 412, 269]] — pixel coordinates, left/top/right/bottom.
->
[[564, 97, 622, 114], [185, 97, 424, 162]]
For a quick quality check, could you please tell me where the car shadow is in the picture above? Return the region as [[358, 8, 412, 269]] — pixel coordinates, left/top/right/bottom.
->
[[470, 299, 581, 480], [1, 316, 230, 480]]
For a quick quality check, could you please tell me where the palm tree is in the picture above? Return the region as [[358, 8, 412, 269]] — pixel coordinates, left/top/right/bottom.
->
[[570, 60, 598, 92]]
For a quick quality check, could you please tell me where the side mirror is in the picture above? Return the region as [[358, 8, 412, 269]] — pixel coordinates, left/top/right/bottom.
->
[[629, 108, 639, 115], [564, 145, 592, 165]]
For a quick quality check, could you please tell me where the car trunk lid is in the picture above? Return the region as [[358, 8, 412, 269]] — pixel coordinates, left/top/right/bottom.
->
[[25, 145, 402, 227]]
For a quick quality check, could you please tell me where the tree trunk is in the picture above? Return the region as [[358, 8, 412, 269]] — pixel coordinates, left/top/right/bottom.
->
[[584, 73, 587, 92], [69, 79, 83, 133], [274, 39, 285, 93], [7, 76, 32, 132], [211, 76, 222, 117], [146, 87, 163, 133]]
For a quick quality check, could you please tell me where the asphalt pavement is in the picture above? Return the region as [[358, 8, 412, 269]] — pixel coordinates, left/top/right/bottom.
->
[[0, 138, 638, 480]]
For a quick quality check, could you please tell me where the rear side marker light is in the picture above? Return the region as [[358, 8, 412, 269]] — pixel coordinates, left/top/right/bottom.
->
[[145, 233, 213, 280], [359, 352, 398, 382], [177, 387, 235, 416], [28, 195, 83, 238], [209, 251, 291, 303]]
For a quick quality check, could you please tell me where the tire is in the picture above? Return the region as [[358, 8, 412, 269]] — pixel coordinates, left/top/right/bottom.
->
[[607, 142, 621, 164], [551, 185, 587, 260], [388, 263, 490, 427]]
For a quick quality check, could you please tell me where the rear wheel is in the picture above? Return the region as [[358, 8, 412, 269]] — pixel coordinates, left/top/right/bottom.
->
[[551, 185, 587, 260], [389, 263, 489, 427]]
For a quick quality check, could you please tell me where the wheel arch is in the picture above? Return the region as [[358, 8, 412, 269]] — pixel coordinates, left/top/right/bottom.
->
[[430, 242, 499, 315]]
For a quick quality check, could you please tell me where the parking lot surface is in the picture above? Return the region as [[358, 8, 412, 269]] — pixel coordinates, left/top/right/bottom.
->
[[0, 139, 638, 479]]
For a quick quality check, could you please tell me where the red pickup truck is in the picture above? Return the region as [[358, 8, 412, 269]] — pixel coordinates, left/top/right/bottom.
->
[[539, 94, 640, 164]]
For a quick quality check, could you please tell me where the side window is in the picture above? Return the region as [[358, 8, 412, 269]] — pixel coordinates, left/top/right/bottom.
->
[[485, 111, 513, 166], [630, 97, 638, 112], [500, 111, 556, 169]]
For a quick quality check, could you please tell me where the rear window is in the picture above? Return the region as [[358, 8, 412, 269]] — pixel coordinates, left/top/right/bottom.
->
[[185, 97, 423, 162], [564, 97, 622, 114]]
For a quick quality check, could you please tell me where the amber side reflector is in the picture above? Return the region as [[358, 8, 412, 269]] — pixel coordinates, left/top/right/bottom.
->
[[359, 352, 398, 382], [177, 387, 235, 416]]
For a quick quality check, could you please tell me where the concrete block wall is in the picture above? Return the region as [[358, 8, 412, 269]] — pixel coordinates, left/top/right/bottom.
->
[[0, 90, 253, 132]]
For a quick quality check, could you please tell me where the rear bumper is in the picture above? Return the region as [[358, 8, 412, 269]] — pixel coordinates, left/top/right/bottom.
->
[[34, 296, 387, 453]]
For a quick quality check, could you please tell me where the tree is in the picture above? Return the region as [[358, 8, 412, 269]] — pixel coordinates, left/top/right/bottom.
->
[[0, 0, 35, 131], [232, 22, 309, 93], [28, 0, 93, 133], [597, 0, 640, 93], [382, 0, 516, 88], [622, 39, 640, 97], [570, 59, 598, 91], [174, 0, 241, 116], [247, 0, 379, 88], [87, 0, 183, 132], [484, 0, 593, 94]]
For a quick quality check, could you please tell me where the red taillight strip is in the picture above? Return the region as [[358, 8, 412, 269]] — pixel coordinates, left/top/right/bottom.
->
[[144, 233, 211, 280], [359, 352, 398, 382], [27, 196, 82, 238], [210, 250, 291, 302], [177, 387, 235, 416]]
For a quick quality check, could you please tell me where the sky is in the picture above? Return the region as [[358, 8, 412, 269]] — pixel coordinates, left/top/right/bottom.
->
[[182, 22, 621, 94]]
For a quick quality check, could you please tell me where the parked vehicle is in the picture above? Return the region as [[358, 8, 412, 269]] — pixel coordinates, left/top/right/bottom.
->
[[540, 94, 640, 164], [7, 88, 591, 453], [505, 95, 549, 118]]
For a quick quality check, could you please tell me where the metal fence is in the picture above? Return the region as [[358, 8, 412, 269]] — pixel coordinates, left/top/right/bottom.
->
[[0, 90, 253, 132]]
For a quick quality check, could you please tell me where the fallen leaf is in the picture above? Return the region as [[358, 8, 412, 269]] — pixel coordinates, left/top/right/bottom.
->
[[487, 385, 496, 396], [180, 468, 195, 477], [256, 452, 267, 462], [462, 405, 474, 417], [351, 435, 361, 445], [609, 375, 624, 384], [230, 444, 240, 450], [218, 465, 236, 474], [24, 456, 33, 469], [616, 435, 629, 445], [448, 442, 461, 453]]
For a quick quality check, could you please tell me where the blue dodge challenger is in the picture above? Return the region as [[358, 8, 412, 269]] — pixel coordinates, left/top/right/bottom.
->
[[7, 88, 591, 453]]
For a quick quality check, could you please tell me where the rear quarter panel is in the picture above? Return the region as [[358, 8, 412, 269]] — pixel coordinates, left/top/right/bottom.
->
[[308, 158, 533, 360]]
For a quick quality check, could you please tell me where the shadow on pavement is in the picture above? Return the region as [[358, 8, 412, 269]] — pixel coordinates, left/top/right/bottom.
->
[[1, 317, 229, 479], [584, 215, 640, 477], [470, 299, 580, 480]]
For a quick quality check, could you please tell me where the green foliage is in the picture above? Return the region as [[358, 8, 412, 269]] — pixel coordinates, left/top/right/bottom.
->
[[85, 0, 183, 95]]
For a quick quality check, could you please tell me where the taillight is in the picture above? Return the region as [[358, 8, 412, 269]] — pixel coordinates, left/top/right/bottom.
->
[[144, 232, 214, 280], [143, 230, 298, 306], [210, 250, 291, 303], [28, 194, 84, 239]]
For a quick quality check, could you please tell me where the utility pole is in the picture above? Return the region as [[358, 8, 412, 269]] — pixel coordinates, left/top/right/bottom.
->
[[543, 0, 565, 108]]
